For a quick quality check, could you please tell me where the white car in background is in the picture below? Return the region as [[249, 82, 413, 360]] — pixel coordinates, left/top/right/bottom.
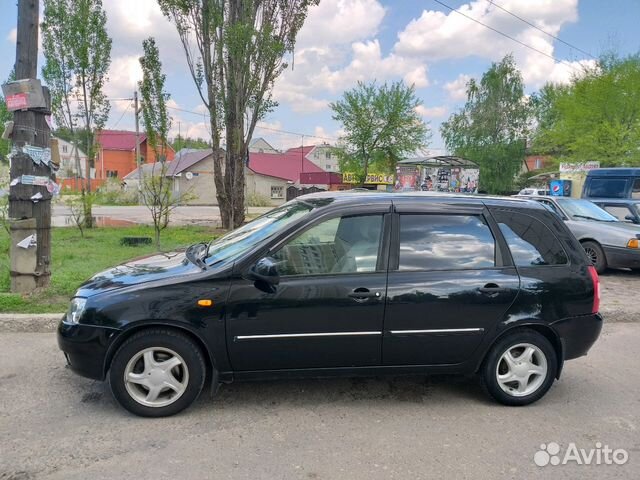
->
[[517, 188, 549, 196]]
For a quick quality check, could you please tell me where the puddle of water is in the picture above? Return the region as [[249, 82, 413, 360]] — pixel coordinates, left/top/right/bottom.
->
[[54, 216, 137, 227]]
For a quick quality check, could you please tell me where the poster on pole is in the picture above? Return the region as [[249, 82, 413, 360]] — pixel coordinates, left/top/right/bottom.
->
[[1, 79, 46, 111]]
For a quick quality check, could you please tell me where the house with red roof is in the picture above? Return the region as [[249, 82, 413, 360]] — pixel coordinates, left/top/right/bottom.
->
[[95, 129, 175, 180]]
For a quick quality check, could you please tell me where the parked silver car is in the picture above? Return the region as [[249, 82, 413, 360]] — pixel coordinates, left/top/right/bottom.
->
[[526, 197, 640, 273]]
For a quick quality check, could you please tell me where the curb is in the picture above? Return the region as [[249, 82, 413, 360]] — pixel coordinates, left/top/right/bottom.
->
[[0, 313, 63, 333], [0, 307, 636, 334]]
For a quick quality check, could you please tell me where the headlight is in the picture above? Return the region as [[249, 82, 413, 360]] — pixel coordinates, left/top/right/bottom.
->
[[66, 298, 87, 324]]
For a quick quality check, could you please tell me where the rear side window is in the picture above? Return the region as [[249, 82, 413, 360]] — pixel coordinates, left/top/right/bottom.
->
[[632, 179, 640, 199], [398, 214, 495, 271], [586, 178, 627, 198], [492, 210, 568, 266]]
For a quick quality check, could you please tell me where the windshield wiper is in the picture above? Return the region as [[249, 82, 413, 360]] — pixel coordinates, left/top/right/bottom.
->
[[185, 243, 208, 270], [572, 214, 605, 222]]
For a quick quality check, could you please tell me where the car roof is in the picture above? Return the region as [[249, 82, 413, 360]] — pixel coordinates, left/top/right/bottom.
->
[[587, 168, 640, 177], [297, 190, 547, 210]]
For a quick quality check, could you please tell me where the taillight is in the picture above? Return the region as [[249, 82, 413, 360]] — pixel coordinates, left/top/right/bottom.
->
[[588, 265, 600, 314]]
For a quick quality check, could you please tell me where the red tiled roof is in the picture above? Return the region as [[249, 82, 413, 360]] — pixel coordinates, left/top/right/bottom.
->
[[97, 130, 145, 151], [249, 150, 323, 182], [285, 145, 315, 156]]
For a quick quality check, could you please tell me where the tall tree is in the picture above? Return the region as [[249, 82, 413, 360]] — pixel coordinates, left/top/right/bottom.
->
[[159, 0, 318, 229], [441, 54, 531, 194], [532, 53, 640, 165], [41, 0, 112, 227], [172, 134, 211, 152], [138, 37, 179, 249], [330, 81, 429, 185]]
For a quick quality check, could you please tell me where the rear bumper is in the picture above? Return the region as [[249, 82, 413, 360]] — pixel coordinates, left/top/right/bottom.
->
[[603, 245, 640, 269], [552, 313, 603, 361], [57, 320, 120, 381]]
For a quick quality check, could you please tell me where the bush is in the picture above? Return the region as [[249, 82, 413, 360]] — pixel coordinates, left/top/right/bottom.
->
[[246, 192, 272, 207], [95, 178, 139, 205]]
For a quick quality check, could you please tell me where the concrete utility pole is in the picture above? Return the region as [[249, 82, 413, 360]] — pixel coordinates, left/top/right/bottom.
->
[[134, 90, 142, 195], [9, 0, 52, 292]]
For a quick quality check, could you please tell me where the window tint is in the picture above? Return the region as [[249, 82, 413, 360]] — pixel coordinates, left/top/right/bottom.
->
[[492, 210, 568, 266], [586, 178, 627, 198], [272, 215, 383, 276], [632, 179, 640, 199], [398, 215, 495, 271]]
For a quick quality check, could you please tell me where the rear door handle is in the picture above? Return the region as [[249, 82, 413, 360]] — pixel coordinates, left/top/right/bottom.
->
[[478, 284, 508, 295]]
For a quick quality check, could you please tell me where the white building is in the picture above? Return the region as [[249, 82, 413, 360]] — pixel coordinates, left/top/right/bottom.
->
[[54, 137, 90, 178]]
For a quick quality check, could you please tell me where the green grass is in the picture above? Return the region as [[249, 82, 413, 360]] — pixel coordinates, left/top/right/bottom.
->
[[0, 225, 220, 313]]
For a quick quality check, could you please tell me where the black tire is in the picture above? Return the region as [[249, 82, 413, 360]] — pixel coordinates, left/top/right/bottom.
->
[[481, 329, 557, 406], [582, 240, 607, 274], [109, 329, 207, 417]]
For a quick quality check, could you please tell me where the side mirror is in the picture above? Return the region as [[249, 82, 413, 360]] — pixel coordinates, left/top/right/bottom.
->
[[246, 257, 280, 292], [625, 214, 637, 223]]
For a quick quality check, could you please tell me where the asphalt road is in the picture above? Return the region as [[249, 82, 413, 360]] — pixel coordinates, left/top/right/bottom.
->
[[1, 322, 638, 480]]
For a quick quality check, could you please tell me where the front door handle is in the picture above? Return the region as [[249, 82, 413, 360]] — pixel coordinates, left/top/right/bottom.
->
[[348, 288, 381, 300]]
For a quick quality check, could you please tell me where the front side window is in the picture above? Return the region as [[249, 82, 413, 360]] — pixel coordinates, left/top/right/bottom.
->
[[272, 215, 383, 276], [398, 214, 495, 271], [603, 205, 634, 222], [586, 178, 627, 198], [492, 210, 568, 266]]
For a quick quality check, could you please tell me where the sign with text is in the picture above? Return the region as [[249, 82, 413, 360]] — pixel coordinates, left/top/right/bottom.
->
[[1, 79, 46, 111], [342, 172, 394, 184], [559, 161, 600, 173]]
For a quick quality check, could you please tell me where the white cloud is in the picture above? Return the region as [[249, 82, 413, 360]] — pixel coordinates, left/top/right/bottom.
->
[[394, 0, 589, 88], [444, 74, 471, 101], [415, 104, 447, 118], [296, 0, 386, 48], [105, 55, 143, 100], [7, 28, 16, 44]]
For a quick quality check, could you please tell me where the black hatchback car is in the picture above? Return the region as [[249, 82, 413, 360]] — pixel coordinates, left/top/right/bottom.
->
[[58, 192, 603, 417]]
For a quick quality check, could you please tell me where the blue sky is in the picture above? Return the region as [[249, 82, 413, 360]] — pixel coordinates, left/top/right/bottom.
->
[[1, 0, 639, 153]]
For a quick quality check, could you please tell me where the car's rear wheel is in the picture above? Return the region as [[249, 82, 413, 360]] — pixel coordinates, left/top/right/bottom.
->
[[582, 240, 607, 274], [481, 330, 557, 406], [109, 329, 206, 417]]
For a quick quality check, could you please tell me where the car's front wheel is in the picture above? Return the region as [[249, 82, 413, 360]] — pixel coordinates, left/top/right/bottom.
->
[[481, 330, 557, 406], [109, 329, 206, 417]]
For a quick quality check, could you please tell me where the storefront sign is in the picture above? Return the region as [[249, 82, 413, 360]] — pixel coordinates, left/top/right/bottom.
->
[[342, 172, 394, 184], [559, 161, 600, 173]]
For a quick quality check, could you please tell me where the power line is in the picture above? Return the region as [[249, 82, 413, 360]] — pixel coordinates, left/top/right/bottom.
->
[[432, 0, 584, 72], [108, 101, 131, 130], [487, 0, 596, 59], [164, 104, 339, 142]]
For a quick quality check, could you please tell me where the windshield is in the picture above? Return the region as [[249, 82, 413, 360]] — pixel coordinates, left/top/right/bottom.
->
[[556, 198, 618, 222], [205, 202, 314, 265]]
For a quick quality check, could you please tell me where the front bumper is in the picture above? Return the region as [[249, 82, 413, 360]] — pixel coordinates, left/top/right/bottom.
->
[[57, 320, 120, 380], [603, 245, 640, 269], [552, 313, 603, 361]]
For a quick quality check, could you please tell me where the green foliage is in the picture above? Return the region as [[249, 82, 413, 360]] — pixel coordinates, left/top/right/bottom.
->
[[532, 53, 640, 166], [330, 81, 430, 184], [159, 0, 318, 229], [172, 134, 211, 151], [42, 0, 112, 228], [139, 37, 171, 161], [0, 69, 15, 163], [94, 179, 139, 205], [441, 54, 531, 194], [245, 192, 272, 207], [0, 225, 217, 313]]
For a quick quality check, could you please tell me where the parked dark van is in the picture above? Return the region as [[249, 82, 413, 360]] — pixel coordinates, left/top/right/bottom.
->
[[58, 192, 603, 417], [582, 168, 640, 199]]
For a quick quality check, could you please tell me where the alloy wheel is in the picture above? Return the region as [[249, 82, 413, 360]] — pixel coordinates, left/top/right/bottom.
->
[[123, 347, 189, 407], [495, 343, 548, 397]]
